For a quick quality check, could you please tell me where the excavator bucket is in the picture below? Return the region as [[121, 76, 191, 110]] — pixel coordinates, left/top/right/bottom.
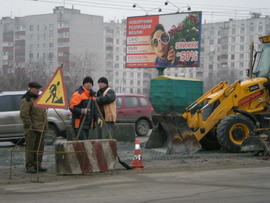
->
[[146, 114, 201, 155], [241, 136, 265, 152], [241, 136, 270, 156]]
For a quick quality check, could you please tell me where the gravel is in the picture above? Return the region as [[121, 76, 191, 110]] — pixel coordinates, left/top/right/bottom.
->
[[1, 140, 270, 184]]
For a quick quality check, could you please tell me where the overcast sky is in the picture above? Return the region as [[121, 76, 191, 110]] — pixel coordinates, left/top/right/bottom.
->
[[1, 0, 270, 23]]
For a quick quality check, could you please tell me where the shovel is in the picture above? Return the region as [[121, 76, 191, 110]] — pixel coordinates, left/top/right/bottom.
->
[[93, 99, 132, 170]]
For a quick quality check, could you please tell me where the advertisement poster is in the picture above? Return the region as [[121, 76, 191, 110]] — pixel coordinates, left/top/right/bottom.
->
[[126, 12, 202, 68]]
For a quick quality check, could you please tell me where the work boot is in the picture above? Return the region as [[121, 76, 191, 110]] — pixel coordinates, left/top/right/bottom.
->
[[26, 166, 37, 173]]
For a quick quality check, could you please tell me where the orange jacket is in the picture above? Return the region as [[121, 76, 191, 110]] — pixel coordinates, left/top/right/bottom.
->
[[69, 86, 97, 129]]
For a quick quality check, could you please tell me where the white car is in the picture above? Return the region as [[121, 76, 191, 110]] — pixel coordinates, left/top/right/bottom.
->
[[0, 91, 71, 145]]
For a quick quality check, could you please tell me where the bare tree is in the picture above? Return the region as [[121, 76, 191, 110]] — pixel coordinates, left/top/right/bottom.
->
[[65, 51, 97, 99], [0, 67, 30, 91], [0, 51, 97, 98]]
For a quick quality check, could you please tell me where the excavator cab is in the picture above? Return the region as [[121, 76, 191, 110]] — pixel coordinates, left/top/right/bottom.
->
[[252, 36, 270, 78], [146, 35, 270, 156]]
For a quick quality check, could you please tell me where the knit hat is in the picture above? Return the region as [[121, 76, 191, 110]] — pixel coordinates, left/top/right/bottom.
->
[[83, 76, 93, 85], [98, 77, 108, 85]]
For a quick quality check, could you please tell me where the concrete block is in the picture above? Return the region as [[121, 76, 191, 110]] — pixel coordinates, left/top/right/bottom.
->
[[111, 123, 135, 142], [55, 139, 117, 174]]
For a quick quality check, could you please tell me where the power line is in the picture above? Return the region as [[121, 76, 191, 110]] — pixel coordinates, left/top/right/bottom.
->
[[29, 0, 270, 21]]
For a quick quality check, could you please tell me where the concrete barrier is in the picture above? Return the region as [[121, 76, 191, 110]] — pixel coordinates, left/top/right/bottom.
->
[[55, 139, 117, 174]]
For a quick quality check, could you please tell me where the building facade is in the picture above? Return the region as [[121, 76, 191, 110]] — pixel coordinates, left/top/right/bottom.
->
[[200, 14, 270, 91], [0, 7, 105, 93]]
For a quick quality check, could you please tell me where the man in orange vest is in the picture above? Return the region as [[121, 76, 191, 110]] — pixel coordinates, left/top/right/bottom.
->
[[70, 76, 102, 140], [96, 77, 117, 139]]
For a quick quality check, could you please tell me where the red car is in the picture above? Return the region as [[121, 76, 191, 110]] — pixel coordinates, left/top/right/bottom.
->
[[116, 94, 154, 136]]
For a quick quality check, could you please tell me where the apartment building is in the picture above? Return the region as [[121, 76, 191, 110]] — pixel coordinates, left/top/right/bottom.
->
[[200, 13, 270, 91], [0, 7, 105, 88]]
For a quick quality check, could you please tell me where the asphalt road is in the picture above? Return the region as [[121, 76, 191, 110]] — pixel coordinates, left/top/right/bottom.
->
[[1, 166, 270, 202]]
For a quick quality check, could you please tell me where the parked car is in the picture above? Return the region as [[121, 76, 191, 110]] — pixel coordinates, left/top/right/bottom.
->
[[116, 93, 154, 136], [0, 91, 71, 145]]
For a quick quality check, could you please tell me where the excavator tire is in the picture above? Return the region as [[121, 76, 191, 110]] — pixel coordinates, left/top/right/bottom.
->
[[217, 114, 255, 153], [200, 129, 221, 151]]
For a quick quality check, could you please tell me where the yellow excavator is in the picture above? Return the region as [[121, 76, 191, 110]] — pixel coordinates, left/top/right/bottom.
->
[[146, 35, 270, 156]]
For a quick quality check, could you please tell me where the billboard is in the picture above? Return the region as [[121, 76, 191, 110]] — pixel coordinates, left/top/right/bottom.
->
[[126, 12, 202, 68]]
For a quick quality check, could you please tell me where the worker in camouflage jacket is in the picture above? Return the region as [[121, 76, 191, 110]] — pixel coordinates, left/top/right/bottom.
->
[[20, 82, 48, 173]]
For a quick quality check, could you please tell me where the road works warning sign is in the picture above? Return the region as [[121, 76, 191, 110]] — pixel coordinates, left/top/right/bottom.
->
[[34, 67, 68, 109]]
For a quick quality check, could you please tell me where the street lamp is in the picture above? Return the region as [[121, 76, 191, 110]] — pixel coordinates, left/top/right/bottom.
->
[[164, 1, 191, 13], [133, 4, 162, 15]]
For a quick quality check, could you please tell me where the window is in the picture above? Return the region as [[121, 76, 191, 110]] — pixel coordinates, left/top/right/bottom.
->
[[231, 54, 235, 60], [240, 45, 244, 51], [106, 38, 113, 43], [240, 36, 245, 43], [240, 62, 244, 68], [240, 53, 244, 60], [106, 46, 113, 51], [240, 27, 245, 34], [49, 52, 53, 58], [0, 95, 22, 112], [139, 97, 148, 106], [116, 97, 123, 108], [196, 72, 203, 77], [125, 97, 138, 108], [114, 63, 119, 68]]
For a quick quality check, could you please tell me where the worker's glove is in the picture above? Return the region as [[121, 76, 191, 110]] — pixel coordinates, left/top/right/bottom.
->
[[81, 108, 90, 115], [97, 118, 103, 127]]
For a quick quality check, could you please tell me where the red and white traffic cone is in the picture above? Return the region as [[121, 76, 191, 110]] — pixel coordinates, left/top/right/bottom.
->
[[131, 139, 144, 169]]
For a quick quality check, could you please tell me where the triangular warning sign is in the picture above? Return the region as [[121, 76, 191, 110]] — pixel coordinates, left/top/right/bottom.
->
[[34, 67, 68, 109]]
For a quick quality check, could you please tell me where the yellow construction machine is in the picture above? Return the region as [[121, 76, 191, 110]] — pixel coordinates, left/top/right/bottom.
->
[[146, 35, 270, 156]]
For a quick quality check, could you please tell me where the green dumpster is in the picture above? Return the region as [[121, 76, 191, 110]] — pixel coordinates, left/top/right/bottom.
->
[[150, 76, 203, 113]]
